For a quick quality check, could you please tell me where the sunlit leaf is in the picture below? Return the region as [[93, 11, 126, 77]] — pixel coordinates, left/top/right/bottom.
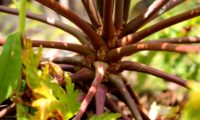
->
[[180, 81, 200, 120], [0, 32, 22, 104], [30, 97, 67, 120], [149, 102, 180, 120], [40, 61, 64, 83]]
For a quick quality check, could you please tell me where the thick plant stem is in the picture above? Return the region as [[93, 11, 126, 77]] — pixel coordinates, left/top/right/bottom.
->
[[145, 36, 200, 44], [42, 56, 87, 66], [56, 68, 94, 85], [109, 74, 143, 120], [106, 94, 131, 120], [102, 0, 115, 41], [118, 6, 200, 46], [0, 39, 94, 55], [114, 0, 124, 33], [152, 0, 186, 19], [123, 0, 169, 36], [120, 75, 140, 105], [58, 64, 76, 72], [71, 68, 94, 83], [120, 75, 150, 120], [123, 0, 131, 23], [119, 61, 188, 88], [95, 84, 106, 115], [32, 40, 95, 56], [108, 42, 200, 61], [0, 6, 90, 45], [73, 62, 108, 120], [96, 0, 104, 19], [143, 0, 186, 29], [81, 0, 101, 28], [35, 0, 106, 49]]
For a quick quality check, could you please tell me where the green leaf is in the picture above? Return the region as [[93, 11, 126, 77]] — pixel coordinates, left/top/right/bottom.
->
[[64, 73, 80, 119], [90, 113, 121, 120], [0, 32, 22, 104]]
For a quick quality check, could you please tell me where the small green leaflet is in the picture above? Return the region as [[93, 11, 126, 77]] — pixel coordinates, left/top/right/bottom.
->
[[64, 73, 80, 118], [90, 113, 121, 120], [0, 32, 22, 104]]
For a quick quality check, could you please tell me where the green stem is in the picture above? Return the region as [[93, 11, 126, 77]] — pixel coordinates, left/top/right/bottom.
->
[[18, 0, 26, 35]]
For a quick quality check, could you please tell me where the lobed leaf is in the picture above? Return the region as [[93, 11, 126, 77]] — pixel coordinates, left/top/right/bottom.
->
[[22, 44, 80, 119], [64, 73, 80, 119]]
